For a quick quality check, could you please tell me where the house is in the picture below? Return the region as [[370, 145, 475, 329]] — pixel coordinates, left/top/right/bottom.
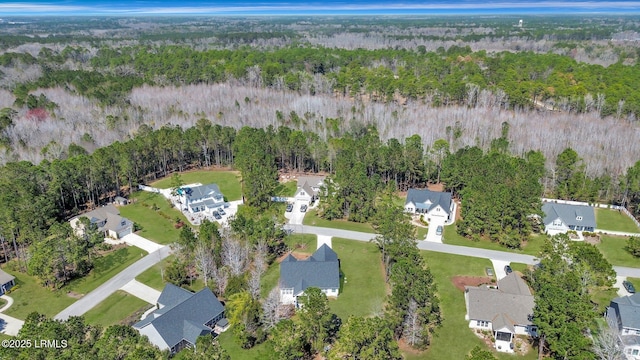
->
[[0, 269, 15, 295], [133, 284, 226, 354], [69, 204, 133, 239], [465, 273, 537, 353], [177, 183, 226, 215], [606, 293, 640, 359], [542, 202, 596, 236], [404, 189, 454, 222], [279, 244, 340, 306], [293, 176, 325, 203]]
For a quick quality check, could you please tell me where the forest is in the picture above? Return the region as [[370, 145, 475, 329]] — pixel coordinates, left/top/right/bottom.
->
[[0, 15, 639, 359]]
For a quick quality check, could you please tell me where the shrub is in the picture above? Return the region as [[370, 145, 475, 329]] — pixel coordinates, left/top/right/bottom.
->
[[626, 236, 640, 257]]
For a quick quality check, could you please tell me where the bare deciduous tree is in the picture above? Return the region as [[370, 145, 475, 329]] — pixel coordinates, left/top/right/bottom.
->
[[592, 325, 625, 360], [221, 235, 248, 277], [194, 243, 214, 287]]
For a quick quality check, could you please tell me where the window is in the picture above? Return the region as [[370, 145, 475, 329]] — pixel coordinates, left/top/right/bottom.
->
[[552, 219, 562, 226], [633, 349, 639, 356], [476, 320, 489, 327]]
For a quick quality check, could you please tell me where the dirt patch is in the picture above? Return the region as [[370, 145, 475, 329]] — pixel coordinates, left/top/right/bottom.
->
[[584, 235, 601, 244], [397, 338, 427, 356], [427, 183, 445, 192], [276, 251, 312, 263], [451, 276, 495, 291], [67, 291, 84, 299]]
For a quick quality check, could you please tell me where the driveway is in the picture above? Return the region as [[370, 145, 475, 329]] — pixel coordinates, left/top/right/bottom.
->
[[0, 295, 24, 336], [491, 260, 511, 281], [121, 233, 163, 253], [614, 276, 634, 297], [120, 279, 161, 304], [54, 245, 172, 321], [425, 218, 445, 243]]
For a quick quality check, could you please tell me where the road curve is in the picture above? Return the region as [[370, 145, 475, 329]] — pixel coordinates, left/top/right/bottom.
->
[[54, 246, 172, 321]]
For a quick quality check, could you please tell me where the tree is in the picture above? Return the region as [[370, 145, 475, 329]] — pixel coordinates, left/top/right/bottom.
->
[[170, 172, 184, 197], [233, 127, 278, 209], [626, 236, 640, 257], [194, 242, 215, 287], [466, 345, 498, 360], [270, 319, 305, 360], [592, 325, 625, 360], [174, 336, 230, 360], [329, 316, 402, 360], [298, 287, 341, 355]]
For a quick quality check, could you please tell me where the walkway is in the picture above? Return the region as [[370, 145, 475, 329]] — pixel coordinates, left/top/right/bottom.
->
[[317, 235, 333, 249], [0, 295, 24, 336], [54, 245, 172, 321], [595, 229, 640, 237], [120, 279, 161, 304]]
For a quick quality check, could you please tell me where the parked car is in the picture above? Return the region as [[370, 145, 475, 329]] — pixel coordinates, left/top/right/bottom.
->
[[286, 204, 293, 212], [435, 225, 443, 236], [504, 265, 513, 274], [300, 204, 308, 212], [213, 211, 222, 220], [624, 280, 636, 293], [485, 267, 495, 276], [218, 208, 226, 215]]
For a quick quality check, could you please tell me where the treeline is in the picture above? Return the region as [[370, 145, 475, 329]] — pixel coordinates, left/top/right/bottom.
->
[[2, 120, 640, 268]]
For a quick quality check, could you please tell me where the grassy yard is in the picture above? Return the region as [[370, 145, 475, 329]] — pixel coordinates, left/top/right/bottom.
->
[[408, 252, 538, 360], [5, 246, 145, 320], [443, 224, 545, 256], [150, 170, 242, 201], [596, 235, 640, 267], [596, 208, 640, 233], [120, 191, 185, 245], [329, 238, 386, 320], [136, 255, 175, 291], [218, 330, 274, 360], [275, 181, 297, 197], [303, 209, 375, 233], [416, 226, 428, 240], [84, 290, 151, 327]]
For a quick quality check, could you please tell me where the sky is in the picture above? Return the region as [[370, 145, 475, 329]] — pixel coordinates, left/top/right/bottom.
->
[[0, 0, 639, 16]]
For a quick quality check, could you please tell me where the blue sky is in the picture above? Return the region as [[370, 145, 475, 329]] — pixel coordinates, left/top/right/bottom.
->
[[0, 0, 639, 16]]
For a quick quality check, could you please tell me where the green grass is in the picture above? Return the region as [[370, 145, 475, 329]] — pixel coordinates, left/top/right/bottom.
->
[[217, 329, 274, 360], [596, 235, 640, 267], [329, 238, 386, 319], [416, 226, 428, 240], [404, 252, 538, 360], [303, 209, 375, 233], [84, 290, 151, 327], [510, 262, 530, 274], [591, 287, 618, 314], [4, 246, 145, 320], [136, 255, 175, 291], [275, 181, 297, 197], [3, 271, 76, 319], [443, 224, 545, 256], [150, 170, 242, 201], [66, 246, 147, 295], [596, 208, 640, 233], [120, 191, 185, 245], [260, 234, 317, 298]]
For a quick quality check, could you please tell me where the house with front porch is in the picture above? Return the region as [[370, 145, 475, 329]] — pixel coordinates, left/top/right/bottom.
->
[[177, 183, 226, 215], [69, 204, 133, 239], [606, 293, 640, 359], [279, 244, 339, 306], [542, 202, 596, 236], [404, 189, 454, 222], [293, 176, 325, 204], [465, 273, 537, 353]]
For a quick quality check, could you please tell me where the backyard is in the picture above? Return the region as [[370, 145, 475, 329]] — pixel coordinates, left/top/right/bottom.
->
[[150, 169, 242, 201], [595, 208, 640, 233], [120, 191, 185, 244], [596, 235, 640, 267]]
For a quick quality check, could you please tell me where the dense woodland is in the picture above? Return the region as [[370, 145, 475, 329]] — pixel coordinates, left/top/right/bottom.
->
[[0, 15, 638, 359]]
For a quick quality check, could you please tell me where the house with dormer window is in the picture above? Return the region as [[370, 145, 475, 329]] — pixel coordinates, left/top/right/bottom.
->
[[542, 202, 596, 236], [606, 293, 640, 359], [404, 189, 454, 222], [294, 176, 325, 204], [69, 204, 133, 239], [176, 183, 227, 215]]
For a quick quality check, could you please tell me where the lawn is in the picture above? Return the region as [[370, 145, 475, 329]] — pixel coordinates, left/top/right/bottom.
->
[[303, 209, 375, 233], [84, 290, 151, 327], [328, 238, 386, 320], [120, 191, 185, 245], [596, 235, 640, 267], [595, 208, 640, 233], [407, 252, 538, 360], [443, 224, 545, 256], [150, 170, 242, 201], [218, 329, 274, 360], [416, 226, 428, 240], [4, 246, 145, 320], [136, 255, 175, 291]]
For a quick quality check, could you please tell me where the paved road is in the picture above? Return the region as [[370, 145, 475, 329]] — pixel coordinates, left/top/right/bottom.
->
[[54, 246, 172, 321]]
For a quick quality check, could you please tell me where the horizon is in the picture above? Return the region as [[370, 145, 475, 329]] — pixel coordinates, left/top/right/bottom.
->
[[1, 1, 640, 16]]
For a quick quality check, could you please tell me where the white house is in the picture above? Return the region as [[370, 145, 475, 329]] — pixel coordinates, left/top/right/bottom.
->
[[542, 202, 596, 236], [177, 183, 226, 215], [279, 244, 339, 306], [465, 273, 537, 353], [133, 284, 226, 354], [404, 189, 454, 222], [69, 204, 133, 239], [607, 293, 640, 359], [293, 176, 325, 204]]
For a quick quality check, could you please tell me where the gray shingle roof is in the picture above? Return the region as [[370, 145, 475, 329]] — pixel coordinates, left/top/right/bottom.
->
[[0, 269, 14, 286], [133, 285, 225, 350], [610, 293, 640, 330], [280, 244, 339, 294], [466, 274, 534, 330], [405, 189, 452, 215], [73, 204, 132, 234], [542, 202, 596, 229], [186, 184, 223, 201]]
